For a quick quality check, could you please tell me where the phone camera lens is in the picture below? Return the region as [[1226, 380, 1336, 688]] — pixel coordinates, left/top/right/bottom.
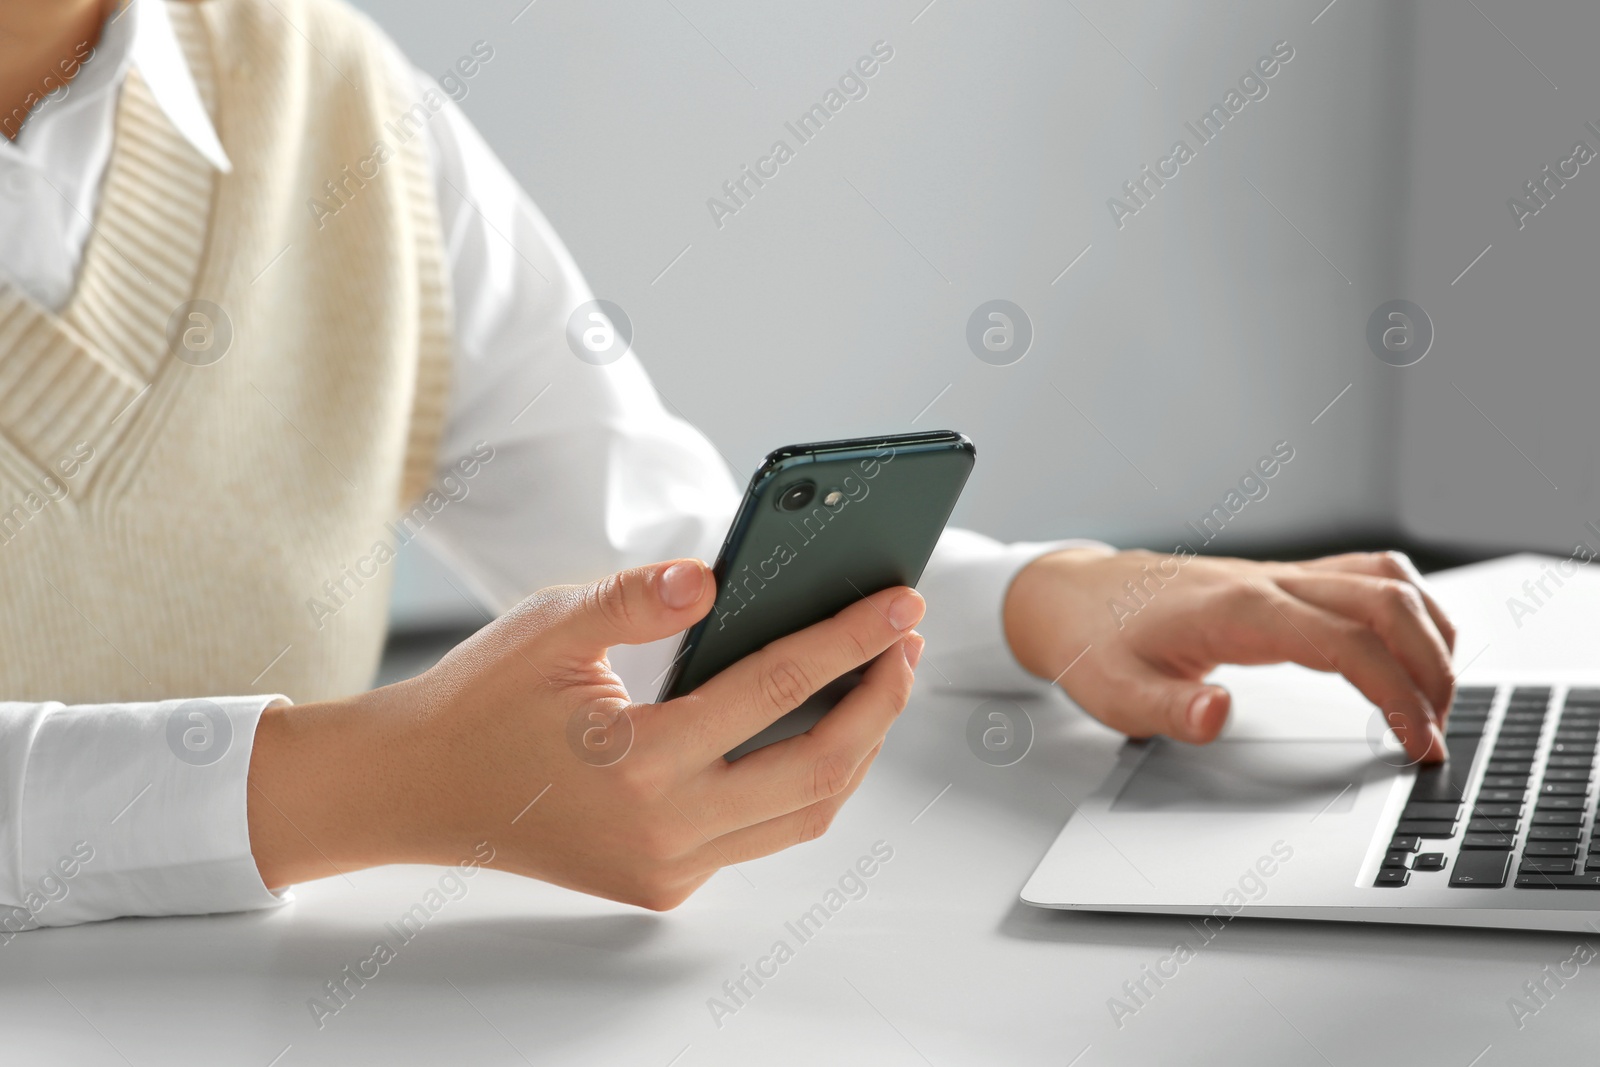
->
[[776, 480, 816, 512]]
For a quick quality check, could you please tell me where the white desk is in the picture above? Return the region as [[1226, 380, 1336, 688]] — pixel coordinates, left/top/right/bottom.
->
[[8, 555, 1594, 1065]]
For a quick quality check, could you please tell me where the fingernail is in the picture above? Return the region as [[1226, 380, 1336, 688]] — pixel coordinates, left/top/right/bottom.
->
[[904, 633, 925, 668], [1185, 690, 1213, 737], [888, 591, 925, 631], [660, 560, 706, 609]]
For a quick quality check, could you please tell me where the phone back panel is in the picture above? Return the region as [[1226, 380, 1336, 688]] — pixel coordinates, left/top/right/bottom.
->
[[657, 432, 974, 758]]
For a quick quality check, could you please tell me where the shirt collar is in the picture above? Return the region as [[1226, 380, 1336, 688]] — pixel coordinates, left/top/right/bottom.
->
[[73, 0, 233, 172]]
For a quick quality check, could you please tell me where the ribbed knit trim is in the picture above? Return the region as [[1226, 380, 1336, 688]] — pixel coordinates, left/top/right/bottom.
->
[[0, 290, 142, 474], [394, 76, 452, 509], [70, 55, 215, 380], [0, 57, 215, 499]]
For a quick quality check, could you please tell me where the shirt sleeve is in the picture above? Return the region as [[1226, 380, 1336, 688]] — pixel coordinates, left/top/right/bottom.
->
[[0, 696, 285, 932], [916, 531, 1114, 695], [407, 72, 738, 694]]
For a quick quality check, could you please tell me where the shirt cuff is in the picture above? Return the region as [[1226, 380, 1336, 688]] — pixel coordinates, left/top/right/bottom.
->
[[915, 528, 1113, 694], [0, 695, 288, 931]]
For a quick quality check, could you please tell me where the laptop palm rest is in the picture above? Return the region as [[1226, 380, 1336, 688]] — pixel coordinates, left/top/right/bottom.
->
[[1111, 739, 1370, 815]]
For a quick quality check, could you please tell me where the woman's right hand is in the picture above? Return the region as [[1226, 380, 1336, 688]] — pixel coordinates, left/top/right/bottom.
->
[[246, 558, 924, 909]]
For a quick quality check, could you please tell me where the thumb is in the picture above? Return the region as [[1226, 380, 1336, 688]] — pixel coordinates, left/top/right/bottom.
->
[[557, 558, 715, 656], [1099, 672, 1231, 745]]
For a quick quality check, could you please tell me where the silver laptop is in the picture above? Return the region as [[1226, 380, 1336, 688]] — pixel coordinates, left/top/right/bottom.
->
[[1023, 669, 1600, 932]]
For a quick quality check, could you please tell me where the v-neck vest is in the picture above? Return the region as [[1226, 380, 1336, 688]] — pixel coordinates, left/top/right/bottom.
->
[[0, 0, 452, 703]]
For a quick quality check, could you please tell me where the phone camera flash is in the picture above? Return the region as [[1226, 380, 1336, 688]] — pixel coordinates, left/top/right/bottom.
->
[[823, 489, 844, 508]]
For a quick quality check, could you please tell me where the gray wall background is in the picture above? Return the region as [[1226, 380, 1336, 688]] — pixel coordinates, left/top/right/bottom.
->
[[351, 0, 1585, 628], [1396, 1, 1600, 554]]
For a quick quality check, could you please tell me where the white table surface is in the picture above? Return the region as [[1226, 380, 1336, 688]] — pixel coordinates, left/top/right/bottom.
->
[[9, 554, 1595, 1066]]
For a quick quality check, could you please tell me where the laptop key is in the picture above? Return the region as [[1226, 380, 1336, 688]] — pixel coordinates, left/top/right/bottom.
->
[[1535, 797, 1585, 810], [1530, 827, 1583, 841], [1543, 769, 1594, 782], [1402, 801, 1464, 821], [1382, 850, 1411, 868], [1549, 743, 1597, 756], [1467, 818, 1519, 834], [1374, 870, 1409, 887], [1481, 775, 1530, 789], [1474, 803, 1523, 818], [1414, 853, 1447, 871], [1389, 835, 1421, 852], [1514, 873, 1600, 889], [1486, 762, 1535, 776], [1450, 850, 1510, 887], [1397, 820, 1457, 837], [1479, 789, 1526, 803], [1462, 833, 1516, 849], [1520, 858, 1578, 874], [1533, 811, 1584, 825], [1525, 842, 1579, 857], [1547, 755, 1598, 768], [1408, 739, 1480, 803], [1540, 783, 1589, 796]]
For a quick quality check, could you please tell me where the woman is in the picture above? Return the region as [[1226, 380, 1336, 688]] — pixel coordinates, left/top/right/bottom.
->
[[0, 0, 1456, 930]]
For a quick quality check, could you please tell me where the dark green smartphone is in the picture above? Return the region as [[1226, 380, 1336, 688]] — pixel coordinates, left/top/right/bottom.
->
[[655, 430, 975, 760]]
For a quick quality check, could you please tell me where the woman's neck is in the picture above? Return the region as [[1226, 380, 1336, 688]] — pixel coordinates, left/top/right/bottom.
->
[[0, 0, 117, 141]]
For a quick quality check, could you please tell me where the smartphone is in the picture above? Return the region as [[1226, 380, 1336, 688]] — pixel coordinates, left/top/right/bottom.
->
[[655, 430, 975, 760]]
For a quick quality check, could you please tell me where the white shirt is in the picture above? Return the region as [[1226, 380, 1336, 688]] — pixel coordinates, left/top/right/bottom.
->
[[0, 0, 1081, 928]]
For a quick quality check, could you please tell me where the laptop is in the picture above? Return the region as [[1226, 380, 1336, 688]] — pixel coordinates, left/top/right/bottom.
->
[[1022, 665, 1600, 932]]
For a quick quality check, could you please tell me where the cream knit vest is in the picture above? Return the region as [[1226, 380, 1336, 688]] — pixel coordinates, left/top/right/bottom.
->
[[0, 0, 452, 703]]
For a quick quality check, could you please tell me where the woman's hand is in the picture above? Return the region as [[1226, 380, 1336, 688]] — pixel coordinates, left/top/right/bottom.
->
[[247, 558, 924, 909], [1003, 547, 1456, 762]]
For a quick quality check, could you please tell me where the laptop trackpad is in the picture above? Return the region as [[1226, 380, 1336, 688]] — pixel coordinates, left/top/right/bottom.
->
[[1110, 739, 1370, 814]]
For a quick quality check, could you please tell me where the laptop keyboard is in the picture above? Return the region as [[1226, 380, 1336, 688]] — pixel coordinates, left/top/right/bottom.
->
[[1375, 685, 1600, 889]]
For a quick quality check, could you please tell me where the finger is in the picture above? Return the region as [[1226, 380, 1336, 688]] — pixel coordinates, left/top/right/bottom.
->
[[1245, 586, 1446, 763], [537, 558, 714, 658], [667, 586, 924, 760], [1276, 571, 1454, 719], [703, 741, 884, 866], [699, 634, 920, 833], [1300, 551, 1457, 654], [1073, 668, 1232, 746]]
